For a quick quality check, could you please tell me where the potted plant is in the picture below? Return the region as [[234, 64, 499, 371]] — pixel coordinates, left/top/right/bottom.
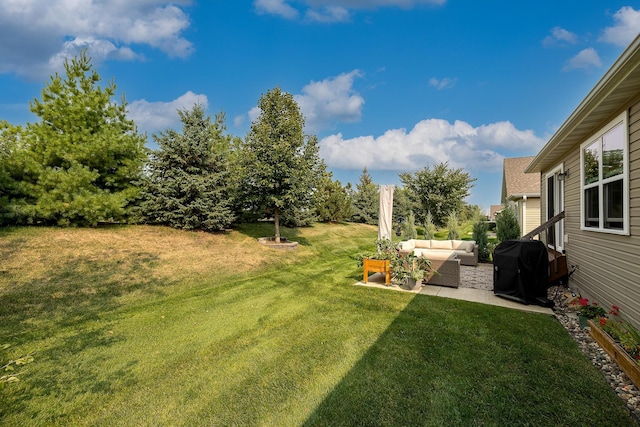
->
[[391, 253, 432, 290]]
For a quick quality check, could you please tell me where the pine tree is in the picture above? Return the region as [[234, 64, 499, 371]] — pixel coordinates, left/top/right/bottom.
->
[[350, 167, 379, 225], [18, 51, 146, 226], [139, 105, 235, 231], [401, 211, 418, 239], [315, 171, 352, 223], [446, 211, 460, 240], [496, 205, 521, 242], [240, 87, 322, 242], [423, 212, 437, 239], [472, 220, 490, 262]]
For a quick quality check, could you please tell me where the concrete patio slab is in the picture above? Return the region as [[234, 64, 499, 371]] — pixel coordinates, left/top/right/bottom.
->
[[356, 272, 554, 316]]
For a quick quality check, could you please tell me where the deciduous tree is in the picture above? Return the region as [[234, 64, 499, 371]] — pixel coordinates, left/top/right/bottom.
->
[[240, 87, 322, 242], [400, 162, 476, 227]]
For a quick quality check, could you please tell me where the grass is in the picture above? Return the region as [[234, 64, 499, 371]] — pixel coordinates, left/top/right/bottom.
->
[[0, 223, 636, 426]]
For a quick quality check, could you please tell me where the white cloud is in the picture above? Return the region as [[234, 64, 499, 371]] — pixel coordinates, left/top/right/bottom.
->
[[254, 0, 300, 19], [253, 0, 445, 22], [243, 70, 365, 132], [563, 48, 602, 71], [543, 27, 578, 46], [0, 0, 193, 79], [306, 6, 351, 23], [127, 91, 208, 134], [600, 6, 640, 47], [319, 118, 544, 173], [294, 70, 365, 132], [429, 77, 457, 90]]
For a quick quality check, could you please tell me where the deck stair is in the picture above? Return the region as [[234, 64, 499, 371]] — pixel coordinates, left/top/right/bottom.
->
[[521, 211, 569, 286]]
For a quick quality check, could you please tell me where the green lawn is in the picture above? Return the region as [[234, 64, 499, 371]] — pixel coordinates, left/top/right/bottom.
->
[[0, 223, 635, 426]]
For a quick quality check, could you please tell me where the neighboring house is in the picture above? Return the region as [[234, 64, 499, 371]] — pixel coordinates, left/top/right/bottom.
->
[[489, 205, 503, 222], [501, 156, 541, 236], [526, 34, 640, 327]]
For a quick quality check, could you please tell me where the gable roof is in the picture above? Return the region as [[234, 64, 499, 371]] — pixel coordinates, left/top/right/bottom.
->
[[526, 33, 640, 173], [501, 156, 540, 201]]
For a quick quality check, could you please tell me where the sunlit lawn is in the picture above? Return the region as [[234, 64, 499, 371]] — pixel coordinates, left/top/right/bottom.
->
[[0, 223, 635, 425]]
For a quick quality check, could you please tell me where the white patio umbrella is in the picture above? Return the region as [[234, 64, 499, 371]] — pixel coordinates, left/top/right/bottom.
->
[[378, 185, 395, 241]]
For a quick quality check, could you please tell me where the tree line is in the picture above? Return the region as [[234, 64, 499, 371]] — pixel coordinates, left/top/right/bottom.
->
[[0, 52, 478, 235]]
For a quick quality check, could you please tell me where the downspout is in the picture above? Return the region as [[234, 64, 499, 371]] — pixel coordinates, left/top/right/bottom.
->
[[522, 195, 527, 236]]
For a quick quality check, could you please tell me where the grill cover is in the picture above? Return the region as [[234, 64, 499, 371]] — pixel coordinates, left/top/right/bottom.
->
[[493, 240, 550, 306]]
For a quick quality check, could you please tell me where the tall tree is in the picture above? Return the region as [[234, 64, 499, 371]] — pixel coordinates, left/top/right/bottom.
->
[[17, 51, 146, 226], [240, 87, 322, 242], [315, 171, 352, 223], [350, 167, 379, 225], [399, 162, 476, 227], [138, 105, 235, 231]]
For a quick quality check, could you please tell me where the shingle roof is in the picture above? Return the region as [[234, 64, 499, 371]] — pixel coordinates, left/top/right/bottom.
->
[[502, 156, 540, 201]]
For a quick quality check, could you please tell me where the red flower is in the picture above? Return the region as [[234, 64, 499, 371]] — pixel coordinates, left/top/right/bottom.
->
[[579, 298, 588, 306], [600, 318, 607, 326]]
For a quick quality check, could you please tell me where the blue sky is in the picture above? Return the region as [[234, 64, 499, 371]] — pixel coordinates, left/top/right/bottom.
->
[[2, 1, 640, 212]]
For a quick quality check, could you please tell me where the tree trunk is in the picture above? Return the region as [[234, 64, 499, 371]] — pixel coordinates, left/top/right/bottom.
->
[[274, 207, 281, 243]]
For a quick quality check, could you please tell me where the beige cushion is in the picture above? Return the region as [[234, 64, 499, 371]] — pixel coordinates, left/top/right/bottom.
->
[[466, 241, 475, 253], [430, 240, 452, 250], [414, 240, 430, 249], [451, 240, 466, 250]]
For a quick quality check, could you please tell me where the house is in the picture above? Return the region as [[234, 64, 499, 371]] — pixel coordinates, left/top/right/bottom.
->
[[489, 205, 503, 222], [501, 156, 541, 236], [526, 34, 640, 326]]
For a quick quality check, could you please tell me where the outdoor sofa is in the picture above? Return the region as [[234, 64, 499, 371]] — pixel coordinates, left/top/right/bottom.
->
[[397, 239, 478, 266]]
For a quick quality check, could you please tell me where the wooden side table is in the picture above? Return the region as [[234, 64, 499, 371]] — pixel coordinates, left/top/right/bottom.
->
[[363, 259, 391, 285]]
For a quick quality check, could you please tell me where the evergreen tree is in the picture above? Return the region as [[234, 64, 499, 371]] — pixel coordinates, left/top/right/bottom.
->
[[472, 220, 490, 262], [240, 87, 322, 242], [392, 186, 413, 227], [496, 205, 521, 242], [401, 211, 418, 239], [350, 167, 379, 225], [315, 172, 352, 223], [0, 122, 20, 223], [16, 51, 146, 226], [139, 105, 235, 231], [446, 211, 460, 240], [423, 212, 437, 239]]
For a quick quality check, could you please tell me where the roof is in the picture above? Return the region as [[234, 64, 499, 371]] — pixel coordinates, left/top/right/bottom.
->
[[526, 33, 640, 173], [489, 205, 503, 221], [502, 156, 540, 201]]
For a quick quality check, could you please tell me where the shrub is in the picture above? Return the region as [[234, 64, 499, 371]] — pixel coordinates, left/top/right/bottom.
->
[[423, 212, 436, 239], [446, 211, 460, 240], [472, 221, 490, 262], [496, 205, 520, 242], [401, 211, 417, 239]]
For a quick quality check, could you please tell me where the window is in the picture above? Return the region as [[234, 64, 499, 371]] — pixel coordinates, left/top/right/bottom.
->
[[580, 111, 628, 234]]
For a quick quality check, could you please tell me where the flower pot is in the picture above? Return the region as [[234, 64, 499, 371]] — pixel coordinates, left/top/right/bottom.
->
[[589, 319, 640, 389], [407, 278, 423, 291], [578, 314, 589, 329]]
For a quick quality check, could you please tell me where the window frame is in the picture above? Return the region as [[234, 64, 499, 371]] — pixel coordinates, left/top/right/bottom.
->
[[579, 111, 629, 235]]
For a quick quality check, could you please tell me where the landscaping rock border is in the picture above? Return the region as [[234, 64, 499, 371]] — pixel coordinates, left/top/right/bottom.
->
[[549, 286, 640, 424]]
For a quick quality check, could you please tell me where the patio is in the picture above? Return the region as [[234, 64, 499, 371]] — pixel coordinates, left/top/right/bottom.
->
[[356, 263, 554, 315]]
